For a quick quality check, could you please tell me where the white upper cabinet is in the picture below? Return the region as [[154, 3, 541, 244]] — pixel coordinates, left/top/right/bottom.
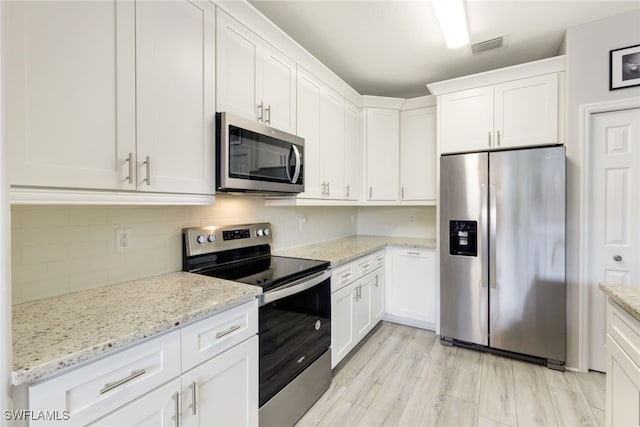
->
[[296, 69, 323, 199], [432, 57, 565, 155], [365, 108, 400, 202], [400, 106, 437, 202], [217, 10, 296, 134], [344, 102, 362, 201], [320, 88, 345, 199], [439, 86, 494, 154], [493, 73, 558, 148], [5, 0, 136, 191], [136, 0, 215, 195], [5, 0, 215, 199]]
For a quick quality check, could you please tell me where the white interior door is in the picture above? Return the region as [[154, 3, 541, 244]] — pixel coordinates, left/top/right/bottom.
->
[[588, 107, 640, 372]]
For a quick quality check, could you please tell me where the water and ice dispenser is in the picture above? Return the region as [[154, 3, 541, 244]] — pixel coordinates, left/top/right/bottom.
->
[[449, 221, 477, 256]]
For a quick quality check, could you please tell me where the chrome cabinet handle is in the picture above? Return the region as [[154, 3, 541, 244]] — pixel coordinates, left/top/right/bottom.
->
[[488, 131, 492, 147], [497, 130, 501, 146], [401, 187, 405, 199], [327, 181, 330, 196], [369, 186, 373, 199], [143, 156, 151, 186], [172, 392, 180, 427], [375, 275, 379, 287], [613, 255, 623, 262], [216, 325, 241, 339], [99, 369, 146, 394], [265, 105, 271, 124], [125, 153, 134, 184], [189, 381, 197, 415], [257, 102, 264, 122], [346, 184, 350, 198]]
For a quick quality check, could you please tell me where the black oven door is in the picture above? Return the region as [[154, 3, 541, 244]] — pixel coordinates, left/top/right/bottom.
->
[[258, 269, 331, 407]]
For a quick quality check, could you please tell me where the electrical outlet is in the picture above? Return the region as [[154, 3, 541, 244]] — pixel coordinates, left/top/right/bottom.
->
[[116, 228, 132, 252], [299, 215, 307, 230], [409, 215, 415, 223]]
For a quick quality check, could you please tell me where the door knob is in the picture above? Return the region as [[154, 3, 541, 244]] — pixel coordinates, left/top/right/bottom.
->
[[613, 255, 622, 262]]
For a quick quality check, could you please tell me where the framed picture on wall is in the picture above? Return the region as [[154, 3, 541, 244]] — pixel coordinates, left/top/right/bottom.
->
[[610, 44, 640, 90]]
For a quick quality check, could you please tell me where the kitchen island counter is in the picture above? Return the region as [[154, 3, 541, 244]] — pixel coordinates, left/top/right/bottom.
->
[[274, 235, 436, 266], [600, 283, 640, 322], [12, 272, 260, 386]]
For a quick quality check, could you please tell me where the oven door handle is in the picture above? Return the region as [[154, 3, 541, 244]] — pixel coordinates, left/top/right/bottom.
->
[[260, 269, 331, 306]]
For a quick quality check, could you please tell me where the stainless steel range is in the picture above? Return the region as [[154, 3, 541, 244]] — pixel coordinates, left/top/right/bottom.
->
[[182, 223, 331, 427]]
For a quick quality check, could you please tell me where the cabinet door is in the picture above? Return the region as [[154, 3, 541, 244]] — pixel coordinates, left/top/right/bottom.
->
[[216, 10, 260, 122], [320, 88, 345, 199], [354, 277, 372, 341], [296, 69, 323, 199], [439, 86, 493, 154], [371, 268, 385, 324], [400, 107, 436, 201], [365, 108, 400, 201], [494, 73, 559, 148], [388, 249, 436, 325], [344, 102, 362, 201], [136, 0, 215, 195], [89, 379, 181, 427], [182, 336, 258, 427], [261, 42, 296, 134], [5, 0, 136, 190], [331, 283, 355, 368], [606, 336, 640, 427]]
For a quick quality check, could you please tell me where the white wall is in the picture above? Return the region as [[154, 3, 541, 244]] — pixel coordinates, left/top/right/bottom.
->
[[11, 197, 357, 304], [565, 9, 640, 370], [357, 206, 436, 238]]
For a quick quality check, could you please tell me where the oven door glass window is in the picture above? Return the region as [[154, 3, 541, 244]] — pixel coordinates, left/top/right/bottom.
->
[[259, 277, 331, 406], [229, 125, 303, 185]]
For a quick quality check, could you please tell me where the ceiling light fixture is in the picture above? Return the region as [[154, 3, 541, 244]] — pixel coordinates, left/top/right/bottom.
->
[[432, 0, 469, 49]]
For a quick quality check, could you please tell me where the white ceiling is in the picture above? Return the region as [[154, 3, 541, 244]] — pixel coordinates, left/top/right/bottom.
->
[[248, 0, 640, 98]]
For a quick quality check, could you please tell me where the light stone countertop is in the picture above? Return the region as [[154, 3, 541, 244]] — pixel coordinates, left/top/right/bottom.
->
[[12, 272, 261, 386], [599, 283, 640, 322], [274, 235, 437, 266]]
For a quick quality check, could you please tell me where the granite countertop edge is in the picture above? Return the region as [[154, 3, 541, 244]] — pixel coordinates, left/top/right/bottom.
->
[[12, 273, 261, 386], [599, 283, 640, 322], [274, 235, 437, 267]]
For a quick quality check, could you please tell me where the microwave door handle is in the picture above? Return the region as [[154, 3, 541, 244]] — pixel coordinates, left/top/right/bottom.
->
[[291, 145, 301, 183], [285, 146, 293, 183]]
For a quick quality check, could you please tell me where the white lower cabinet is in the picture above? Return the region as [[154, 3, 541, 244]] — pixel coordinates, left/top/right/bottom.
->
[[331, 251, 385, 368], [26, 300, 258, 427], [386, 247, 436, 329], [605, 297, 640, 426]]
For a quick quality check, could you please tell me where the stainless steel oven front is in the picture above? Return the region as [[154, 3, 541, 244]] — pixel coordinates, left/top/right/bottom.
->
[[216, 112, 304, 194]]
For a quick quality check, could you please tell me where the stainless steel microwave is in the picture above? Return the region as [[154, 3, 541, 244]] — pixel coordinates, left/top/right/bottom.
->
[[216, 112, 304, 194]]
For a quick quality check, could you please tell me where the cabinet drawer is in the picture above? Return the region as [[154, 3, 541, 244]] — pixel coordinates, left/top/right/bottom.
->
[[358, 256, 374, 276], [608, 298, 640, 367], [333, 264, 354, 292], [29, 330, 181, 426], [372, 250, 385, 269], [182, 298, 258, 371]]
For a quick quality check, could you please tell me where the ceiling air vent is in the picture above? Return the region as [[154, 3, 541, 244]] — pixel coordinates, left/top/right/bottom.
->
[[471, 36, 504, 54]]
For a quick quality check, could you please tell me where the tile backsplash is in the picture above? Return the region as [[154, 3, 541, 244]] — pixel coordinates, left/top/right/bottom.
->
[[10, 196, 358, 304]]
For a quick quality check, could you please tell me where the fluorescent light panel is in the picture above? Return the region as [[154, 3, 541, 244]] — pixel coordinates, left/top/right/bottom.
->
[[432, 0, 469, 49]]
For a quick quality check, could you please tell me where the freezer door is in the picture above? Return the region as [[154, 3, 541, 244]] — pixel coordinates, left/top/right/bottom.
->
[[489, 146, 565, 362], [440, 152, 489, 346]]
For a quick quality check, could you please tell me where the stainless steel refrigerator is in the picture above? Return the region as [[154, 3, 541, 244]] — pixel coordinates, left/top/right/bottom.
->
[[440, 146, 565, 369]]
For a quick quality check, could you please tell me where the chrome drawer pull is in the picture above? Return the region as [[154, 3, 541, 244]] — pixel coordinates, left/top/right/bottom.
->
[[407, 252, 421, 256], [216, 325, 241, 339], [99, 369, 146, 394], [172, 392, 180, 427], [189, 381, 197, 415]]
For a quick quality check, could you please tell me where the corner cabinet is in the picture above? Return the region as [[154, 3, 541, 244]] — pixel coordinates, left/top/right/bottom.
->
[[25, 300, 259, 427], [605, 297, 640, 426], [216, 9, 296, 134], [400, 106, 437, 202], [5, 0, 216, 199], [385, 247, 436, 330], [331, 251, 385, 368], [364, 108, 400, 202]]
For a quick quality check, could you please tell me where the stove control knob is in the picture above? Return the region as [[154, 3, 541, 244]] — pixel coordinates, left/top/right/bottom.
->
[[264, 228, 271, 236], [256, 229, 264, 237], [196, 235, 206, 244], [207, 234, 216, 243]]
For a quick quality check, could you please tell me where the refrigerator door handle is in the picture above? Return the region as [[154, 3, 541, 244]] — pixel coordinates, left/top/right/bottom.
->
[[489, 184, 497, 289], [481, 184, 489, 288]]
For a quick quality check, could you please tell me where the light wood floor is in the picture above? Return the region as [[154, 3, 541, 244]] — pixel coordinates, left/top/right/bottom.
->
[[297, 322, 605, 427]]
